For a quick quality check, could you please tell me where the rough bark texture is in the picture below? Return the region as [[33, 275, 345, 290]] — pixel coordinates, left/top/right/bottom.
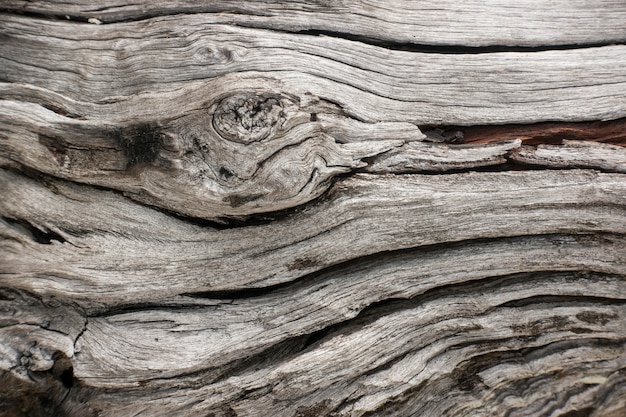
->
[[1, 2, 625, 417]]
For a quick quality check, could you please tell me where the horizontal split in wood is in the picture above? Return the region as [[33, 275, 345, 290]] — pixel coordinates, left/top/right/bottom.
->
[[1, 167, 625, 310], [2, 13, 626, 125], [3, 85, 626, 219], [2, 1, 626, 47], [460, 117, 626, 146], [292, 30, 626, 55]]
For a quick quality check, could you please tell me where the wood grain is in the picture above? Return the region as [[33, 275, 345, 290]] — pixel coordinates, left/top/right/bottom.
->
[[2, 0, 626, 47], [1, 3, 626, 417], [2, 13, 626, 125], [2, 167, 625, 309], [4, 271, 624, 416], [510, 141, 626, 172]]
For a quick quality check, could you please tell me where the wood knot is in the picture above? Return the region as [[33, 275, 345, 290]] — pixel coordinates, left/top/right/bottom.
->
[[125, 87, 401, 219], [213, 93, 287, 144]]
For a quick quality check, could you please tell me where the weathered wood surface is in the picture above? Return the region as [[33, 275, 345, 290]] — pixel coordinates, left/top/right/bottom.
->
[[3, 10, 626, 219], [2, 13, 626, 124], [3, 0, 626, 46], [3, 167, 626, 309], [1, 2, 626, 417]]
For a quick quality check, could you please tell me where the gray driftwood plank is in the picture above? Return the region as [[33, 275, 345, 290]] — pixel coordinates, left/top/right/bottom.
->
[[1, 3, 625, 417]]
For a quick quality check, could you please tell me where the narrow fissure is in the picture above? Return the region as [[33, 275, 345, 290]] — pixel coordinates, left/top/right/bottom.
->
[[2, 8, 625, 56], [294, 29, 626, 54], [179, 233, 619, 301]]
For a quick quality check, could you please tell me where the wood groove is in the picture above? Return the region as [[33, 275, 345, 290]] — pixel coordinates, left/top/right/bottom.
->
[[461, 117, 626, 147], [293, 29, 626, 54]]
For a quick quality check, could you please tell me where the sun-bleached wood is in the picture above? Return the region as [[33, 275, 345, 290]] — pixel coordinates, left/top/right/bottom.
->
[[2, 0, 626, 47], [2, 13, 626, 125], [3, 270, 624, 417], [2, 168, 625, 310], [1, 3, 626, 417], [3, 8, 626, 220], [510, 140, 626, 173], [73, 235, 626, 387], [0, 97, 414, 219], [365, 140, 521, 172]]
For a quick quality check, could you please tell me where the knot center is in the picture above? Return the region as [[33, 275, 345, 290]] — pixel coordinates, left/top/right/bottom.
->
[[213, 93, 286, 144]]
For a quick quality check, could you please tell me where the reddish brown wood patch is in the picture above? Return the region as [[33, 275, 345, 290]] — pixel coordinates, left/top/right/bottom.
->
[[461, 118, 626, 146]]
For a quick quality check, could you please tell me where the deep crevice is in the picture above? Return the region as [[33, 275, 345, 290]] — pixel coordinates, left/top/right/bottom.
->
[[363, 159, 625, 176], [1, 216, 67, 244], [294, 29, 625, 54], [446, 117, 626, 146], [498, 295, 626, 309], [53, 358, 74, 390]]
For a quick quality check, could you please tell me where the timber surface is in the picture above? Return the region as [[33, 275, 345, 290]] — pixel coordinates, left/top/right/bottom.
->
[[1, 2, 626, 417]]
